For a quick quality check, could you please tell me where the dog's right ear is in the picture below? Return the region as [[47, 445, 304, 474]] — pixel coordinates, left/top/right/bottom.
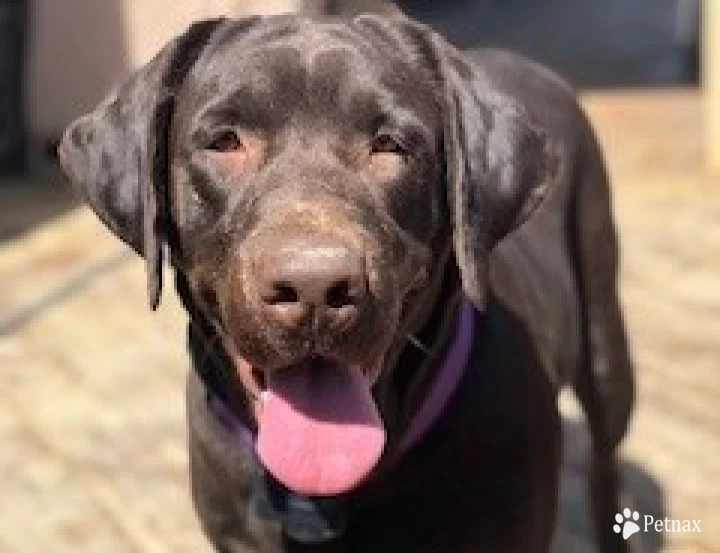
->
[[57, 18, 229, 309]]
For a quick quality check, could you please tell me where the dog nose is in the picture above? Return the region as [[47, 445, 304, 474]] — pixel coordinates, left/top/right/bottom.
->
[[257, 239, 367, 330]]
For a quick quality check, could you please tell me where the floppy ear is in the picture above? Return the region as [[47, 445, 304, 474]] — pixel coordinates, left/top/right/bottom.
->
[[431, 37, 559, 308], [57, 18, 226, 309]]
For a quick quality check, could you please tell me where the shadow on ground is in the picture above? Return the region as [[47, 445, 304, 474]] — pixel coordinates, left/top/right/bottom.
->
[[555, 419, 666, 553], [0, 168, 77, 242]]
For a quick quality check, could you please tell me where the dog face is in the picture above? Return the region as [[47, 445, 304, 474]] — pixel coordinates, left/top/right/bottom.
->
[[170, 18, 446, 382], [59, 15, 555, 495]]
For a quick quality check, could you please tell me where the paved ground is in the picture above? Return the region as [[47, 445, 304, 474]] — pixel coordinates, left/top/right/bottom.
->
[[0, 89, 718, 552]]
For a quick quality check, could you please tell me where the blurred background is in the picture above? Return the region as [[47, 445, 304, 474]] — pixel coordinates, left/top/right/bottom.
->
[[0, 1, 717, 552]]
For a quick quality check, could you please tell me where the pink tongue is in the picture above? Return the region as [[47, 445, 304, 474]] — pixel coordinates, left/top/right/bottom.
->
[[257, 363, 385, 496]]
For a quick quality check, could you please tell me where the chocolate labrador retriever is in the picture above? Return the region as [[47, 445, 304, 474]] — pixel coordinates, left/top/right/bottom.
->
[[58, 14, 635, 553]]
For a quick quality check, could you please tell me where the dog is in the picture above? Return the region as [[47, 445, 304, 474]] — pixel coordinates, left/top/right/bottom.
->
[[58, 14, 635, 553]]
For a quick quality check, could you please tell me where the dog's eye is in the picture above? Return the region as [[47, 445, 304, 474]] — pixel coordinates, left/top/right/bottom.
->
[[204, 131, 265, 173], [208, 130, 243, 152], [368, 133, 406, 180], [371, 133, 406, 156]]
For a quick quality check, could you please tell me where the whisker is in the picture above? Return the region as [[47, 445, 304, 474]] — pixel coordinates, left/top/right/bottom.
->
[[403, 269, 427, 295], [407, 333, 431, 356]]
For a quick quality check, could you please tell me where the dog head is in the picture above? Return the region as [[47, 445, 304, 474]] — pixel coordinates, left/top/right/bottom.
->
[[59, 15, 555, 495]]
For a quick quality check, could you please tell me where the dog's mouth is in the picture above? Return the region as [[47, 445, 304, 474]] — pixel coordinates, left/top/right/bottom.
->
[[233, 353, 386, 496]]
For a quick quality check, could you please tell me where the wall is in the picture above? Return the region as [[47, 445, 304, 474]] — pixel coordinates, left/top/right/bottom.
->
[[25, 0, 305, 138]]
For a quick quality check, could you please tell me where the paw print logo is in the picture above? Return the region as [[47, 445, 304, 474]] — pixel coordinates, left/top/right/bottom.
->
[[614, 508, 641, 540]]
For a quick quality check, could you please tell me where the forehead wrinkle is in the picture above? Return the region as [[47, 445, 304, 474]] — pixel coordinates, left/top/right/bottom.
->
[[306, 46, 374, 115], [184, 19, 438, 138], [242, 45, 307, 97], [211, 22, 380, 102], [191, 45, 309, 127]]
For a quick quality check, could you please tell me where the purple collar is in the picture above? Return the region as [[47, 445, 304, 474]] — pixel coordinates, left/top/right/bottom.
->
[[396, 297, 475, 455], [208, 297, 476, 459]]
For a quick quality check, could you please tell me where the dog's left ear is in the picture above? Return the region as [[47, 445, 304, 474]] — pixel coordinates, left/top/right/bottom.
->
[[427, 33, 559, 308], [58, 18, 227, 309], [356, 16, 559, 308]]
